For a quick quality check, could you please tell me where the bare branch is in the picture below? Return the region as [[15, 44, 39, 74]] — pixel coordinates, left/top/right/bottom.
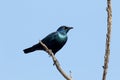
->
[[102, 0, 112, 80], [40, 41, 72, 80]]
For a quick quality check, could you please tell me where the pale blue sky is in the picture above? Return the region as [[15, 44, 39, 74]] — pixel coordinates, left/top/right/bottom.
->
[[0, 0, 119, 80]]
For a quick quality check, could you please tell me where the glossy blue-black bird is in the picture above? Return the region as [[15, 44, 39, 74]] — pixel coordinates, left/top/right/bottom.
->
[[23, 26, 73, 55]]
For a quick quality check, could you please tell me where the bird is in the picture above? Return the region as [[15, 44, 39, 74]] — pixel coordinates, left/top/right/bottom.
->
[[23, 26, 73, 55]]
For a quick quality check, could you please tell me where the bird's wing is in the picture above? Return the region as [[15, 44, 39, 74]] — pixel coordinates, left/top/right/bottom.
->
[[41, 32, 58, 43]]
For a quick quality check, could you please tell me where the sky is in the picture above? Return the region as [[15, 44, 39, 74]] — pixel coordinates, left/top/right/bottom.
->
[[0, 0, 119, 80]]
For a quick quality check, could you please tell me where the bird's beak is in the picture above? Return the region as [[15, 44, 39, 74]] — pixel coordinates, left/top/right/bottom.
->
[[68, 27, 73, 30]]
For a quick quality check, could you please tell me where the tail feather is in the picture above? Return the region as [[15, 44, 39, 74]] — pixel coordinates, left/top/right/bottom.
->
[[23, 43, 42, 54], [23, 47, 36, 54]]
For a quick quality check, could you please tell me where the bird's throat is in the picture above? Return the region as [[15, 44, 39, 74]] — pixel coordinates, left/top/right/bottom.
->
[[58, 32, 67, 39]]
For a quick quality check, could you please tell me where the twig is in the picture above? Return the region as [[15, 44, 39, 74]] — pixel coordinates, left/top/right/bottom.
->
[[102, 0, 112, 80], [40, 41, 72, 80]]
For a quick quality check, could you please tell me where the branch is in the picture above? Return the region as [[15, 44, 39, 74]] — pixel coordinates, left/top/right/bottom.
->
[[102, 0, 112, 80], [40, 41, 72, 80]]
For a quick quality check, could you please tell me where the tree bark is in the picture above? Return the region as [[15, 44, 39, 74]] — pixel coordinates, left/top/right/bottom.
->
[[40, 41, 72, 80], [102, 0, 112, 80]]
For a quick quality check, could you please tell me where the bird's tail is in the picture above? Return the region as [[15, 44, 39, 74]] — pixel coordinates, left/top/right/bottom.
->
[[23, 43, 42, 54], [23, 47, 36, 54]]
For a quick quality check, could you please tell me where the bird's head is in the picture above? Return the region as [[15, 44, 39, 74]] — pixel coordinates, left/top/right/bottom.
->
[[57, 26, 73, 35]]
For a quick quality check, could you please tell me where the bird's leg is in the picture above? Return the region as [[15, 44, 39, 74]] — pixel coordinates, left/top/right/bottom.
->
[[53, 59, 60, 66], [45, 49, 52, 56]]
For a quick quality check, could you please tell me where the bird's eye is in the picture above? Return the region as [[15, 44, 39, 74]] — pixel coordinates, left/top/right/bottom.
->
[[64, 27, 67, 30]]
